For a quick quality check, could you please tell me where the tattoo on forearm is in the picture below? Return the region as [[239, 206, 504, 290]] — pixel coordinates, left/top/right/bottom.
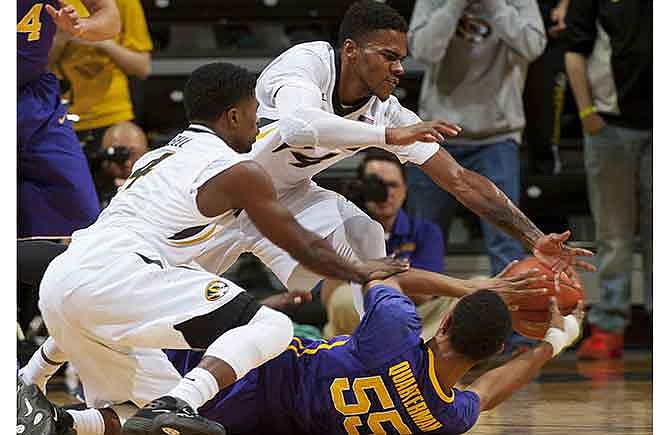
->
[[461, 172, 544, 250]]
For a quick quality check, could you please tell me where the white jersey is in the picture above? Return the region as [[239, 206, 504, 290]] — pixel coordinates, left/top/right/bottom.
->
[[71, 124, 250, 266], [251, 41, 440, 193]]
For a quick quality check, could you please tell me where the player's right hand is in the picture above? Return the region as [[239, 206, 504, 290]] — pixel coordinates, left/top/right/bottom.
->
[[385, 121, 462, 146], [358, 257, 410, 283]]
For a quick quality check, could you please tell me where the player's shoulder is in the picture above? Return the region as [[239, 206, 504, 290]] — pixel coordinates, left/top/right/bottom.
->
[[430, 387, 481, 435], [362, 283, 418, 324], [364, 282, 407, 304], [283, 41, 334, 61], [260, 41, 333, 82]]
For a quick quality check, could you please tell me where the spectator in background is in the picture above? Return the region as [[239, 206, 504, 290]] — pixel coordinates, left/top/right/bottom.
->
[[92, 121, 148, 208], [523, 0, 571, 175], [406, 0, 546, 278], [322, 151, 454, 340], [48, 0, 152, 150], [563, 0, 652, 360]]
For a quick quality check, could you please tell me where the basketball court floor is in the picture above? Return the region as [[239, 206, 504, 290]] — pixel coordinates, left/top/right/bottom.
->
[[47, 349, 652, 435]]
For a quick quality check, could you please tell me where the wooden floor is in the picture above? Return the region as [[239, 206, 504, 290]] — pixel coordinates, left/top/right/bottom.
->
[[47, 350, 652, 435], [467, 350, 652, 435]]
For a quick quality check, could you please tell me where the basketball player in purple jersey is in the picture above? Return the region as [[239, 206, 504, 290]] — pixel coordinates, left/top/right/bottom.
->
[[17, 0, 120, 238], [168, 277, 584, 435]]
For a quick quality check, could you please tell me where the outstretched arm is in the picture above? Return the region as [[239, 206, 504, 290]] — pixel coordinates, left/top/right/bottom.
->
[[274, 85, 460, 150], [380, 262, 547, 303], [197, 161, 408, 285], [419, 149, 595, 287], [393, 266, 546, 298], [466, 299, 584, 411]]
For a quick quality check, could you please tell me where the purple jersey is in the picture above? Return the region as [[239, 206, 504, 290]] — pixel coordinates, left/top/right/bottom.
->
[[18, 0, 59, 87], [168, 285, 481, 435], [17, 0, 100, 237]]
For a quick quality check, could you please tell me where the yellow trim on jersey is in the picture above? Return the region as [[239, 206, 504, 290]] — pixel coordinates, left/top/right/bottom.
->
[[426, 347, 454, 403], [255, 126, 277, 141], [170, 225, 216, 246], [287, 336, 350, 357]]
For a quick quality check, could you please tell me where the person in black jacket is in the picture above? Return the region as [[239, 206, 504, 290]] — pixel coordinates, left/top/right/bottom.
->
[[563, 0, 652, 360]]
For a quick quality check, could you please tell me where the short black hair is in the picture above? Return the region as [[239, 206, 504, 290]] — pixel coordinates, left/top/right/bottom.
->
[[183, 62, 257, 123], [448, 290, 512, 361], [338, 1, 408, 47], [358, 149, 406, 182]]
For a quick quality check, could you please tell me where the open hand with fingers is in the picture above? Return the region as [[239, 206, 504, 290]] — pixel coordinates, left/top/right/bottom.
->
[[469, 260, 548, 302], [385, 120, 462, 145], [45, 0, 86, 38], [533, 230, 596, 292], [471, 260, 550, 307]]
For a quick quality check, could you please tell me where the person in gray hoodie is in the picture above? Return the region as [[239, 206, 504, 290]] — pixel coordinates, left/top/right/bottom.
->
[[406, 0, 547, 277]]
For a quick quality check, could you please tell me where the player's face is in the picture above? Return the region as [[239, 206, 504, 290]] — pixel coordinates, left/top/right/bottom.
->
[[230, 95, 260, 153], [364, 160, 407, 221], [356, 30, 407, 101]]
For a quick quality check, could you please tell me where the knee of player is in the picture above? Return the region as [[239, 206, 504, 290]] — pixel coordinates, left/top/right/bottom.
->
[[37, 282, 64, 319], [259, 306, 294, 349]]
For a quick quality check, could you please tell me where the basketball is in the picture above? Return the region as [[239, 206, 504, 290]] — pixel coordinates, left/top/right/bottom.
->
[[501, 257, 584, 340]]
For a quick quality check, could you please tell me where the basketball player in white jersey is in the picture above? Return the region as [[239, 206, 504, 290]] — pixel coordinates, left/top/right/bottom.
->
[[17, 62, 409, 435], [195, 0, 596, 314]]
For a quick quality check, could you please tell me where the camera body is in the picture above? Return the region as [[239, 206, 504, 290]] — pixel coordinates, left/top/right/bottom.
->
[[85, 145, 131, 173], [342, 173, 389, 209]]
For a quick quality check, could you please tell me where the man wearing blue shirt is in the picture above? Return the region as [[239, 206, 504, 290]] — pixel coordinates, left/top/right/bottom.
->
[[323, 151, 452, 339]]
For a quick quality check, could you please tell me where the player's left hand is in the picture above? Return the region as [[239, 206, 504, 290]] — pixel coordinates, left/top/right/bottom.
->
[[533, 230, 596, 292], [471, 261, 546, 292], [472, 261, 549, 308]]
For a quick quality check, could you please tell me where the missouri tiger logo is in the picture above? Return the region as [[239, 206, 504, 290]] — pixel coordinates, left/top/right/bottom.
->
[[205, 280, 228, 301]]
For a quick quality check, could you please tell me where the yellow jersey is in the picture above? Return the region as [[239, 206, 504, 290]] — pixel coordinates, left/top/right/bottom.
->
[[54, 0, 153, 131]]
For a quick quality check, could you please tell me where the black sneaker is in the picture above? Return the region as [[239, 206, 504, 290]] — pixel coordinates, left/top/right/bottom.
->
[[17, 377, 75, 435], [122, 396, 226, 435]]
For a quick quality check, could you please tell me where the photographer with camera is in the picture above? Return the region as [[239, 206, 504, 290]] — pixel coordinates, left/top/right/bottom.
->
[[322, 150, 453, 339], [87, 121, 148, 208]]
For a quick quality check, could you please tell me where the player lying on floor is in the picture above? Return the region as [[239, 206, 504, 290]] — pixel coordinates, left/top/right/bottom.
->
[[19, 266, 579, 435], [165, 277, 583, 435]]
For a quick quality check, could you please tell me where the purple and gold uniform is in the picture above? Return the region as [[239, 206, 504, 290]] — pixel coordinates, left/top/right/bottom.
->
[[18, 0, 99, 238], [167, 285, 481, 435]]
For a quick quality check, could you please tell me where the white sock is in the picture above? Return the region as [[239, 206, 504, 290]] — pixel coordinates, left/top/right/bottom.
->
[[66, 409, 105, 435], [167, 367, 219, 411], [19, 338, 65, 392]]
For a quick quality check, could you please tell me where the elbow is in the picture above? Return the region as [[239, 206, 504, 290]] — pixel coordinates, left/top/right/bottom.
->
[[106, 10, 122, 38], [135, 59, 152, 80], [522, 35, 548, 63], [446, 166, 469, 195], [278, 111, 317, 147], [530, 39, 548, 62]]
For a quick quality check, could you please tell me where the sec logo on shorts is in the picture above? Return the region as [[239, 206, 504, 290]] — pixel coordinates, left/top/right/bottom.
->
[[205, 280, 228, 301]]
